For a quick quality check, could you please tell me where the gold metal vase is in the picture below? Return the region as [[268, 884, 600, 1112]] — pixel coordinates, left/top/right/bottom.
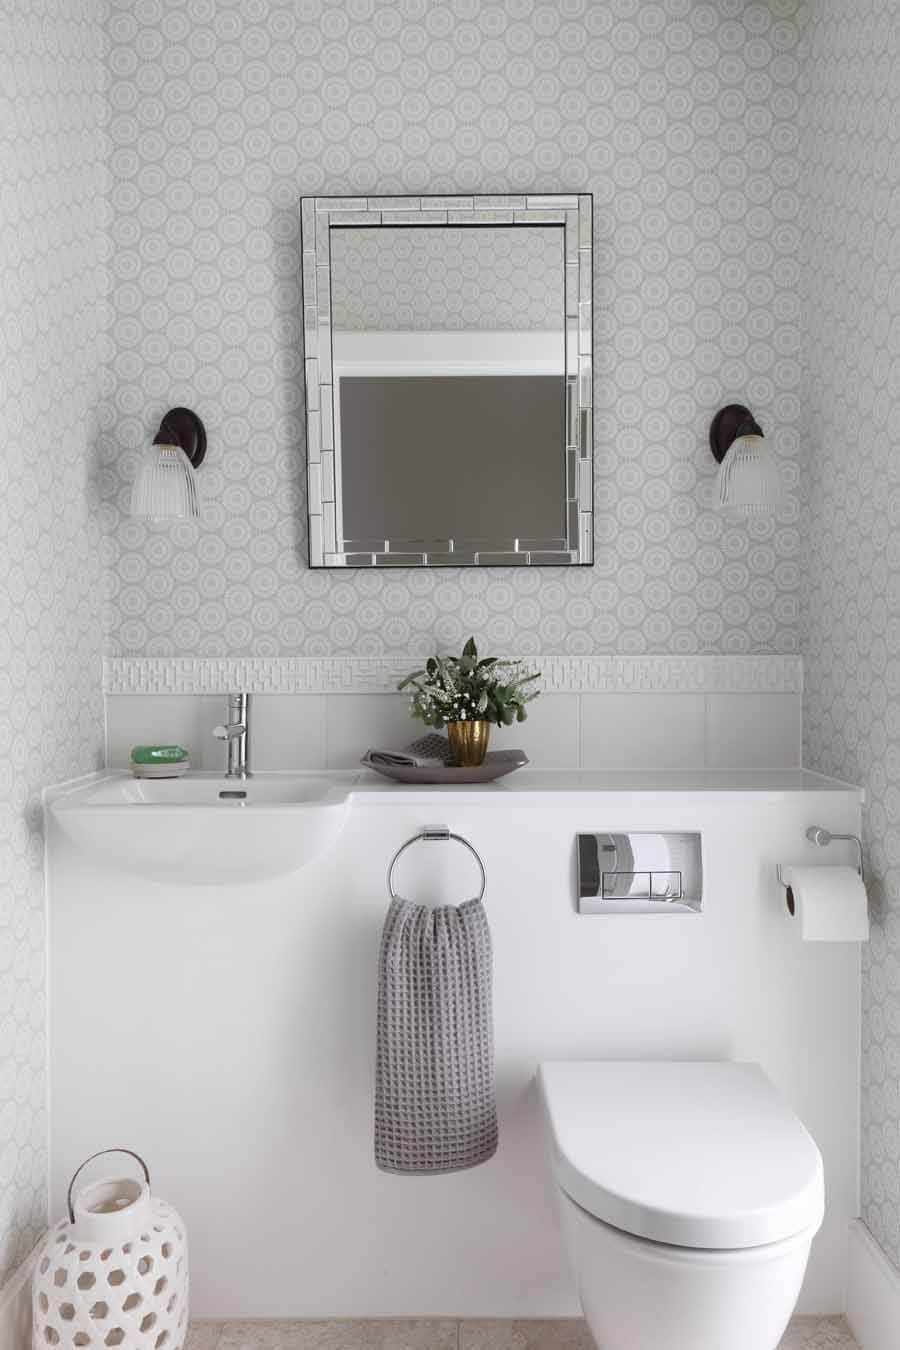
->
[[447, 719, 490, 767]]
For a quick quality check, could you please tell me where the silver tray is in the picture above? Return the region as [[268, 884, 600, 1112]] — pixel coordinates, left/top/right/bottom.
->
[[362, 750, 529, 784]]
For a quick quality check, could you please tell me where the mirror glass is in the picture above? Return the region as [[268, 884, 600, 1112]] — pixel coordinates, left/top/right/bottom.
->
[[301, 195, 593, 567]]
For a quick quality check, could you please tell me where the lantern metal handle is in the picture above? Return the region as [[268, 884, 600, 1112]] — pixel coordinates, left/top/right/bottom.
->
[[66, 1149, 151, 1223]]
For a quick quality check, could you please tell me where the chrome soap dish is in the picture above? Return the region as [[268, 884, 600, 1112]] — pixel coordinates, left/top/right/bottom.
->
[[577, 832, 703, 914]]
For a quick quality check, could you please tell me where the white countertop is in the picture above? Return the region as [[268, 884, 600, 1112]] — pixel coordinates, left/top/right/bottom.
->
[[46, 765, 864, 808], [351, 767, 863, 800]]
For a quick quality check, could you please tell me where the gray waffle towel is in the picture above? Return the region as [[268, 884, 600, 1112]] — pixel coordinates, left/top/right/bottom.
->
[[375, 895, 498, 1174]]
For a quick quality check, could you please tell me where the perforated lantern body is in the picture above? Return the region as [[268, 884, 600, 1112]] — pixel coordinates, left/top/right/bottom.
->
[[33, 1154, 188, 1350]]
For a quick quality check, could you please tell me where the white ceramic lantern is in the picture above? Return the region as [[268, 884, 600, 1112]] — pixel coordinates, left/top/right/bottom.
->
[[32, 1150, 188, 1350]]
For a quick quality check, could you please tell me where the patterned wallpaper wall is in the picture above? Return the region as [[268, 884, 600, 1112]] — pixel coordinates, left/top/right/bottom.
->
[[802, 0, 900, 1268], [330, 224, 564, 331], [0, 0, 107, 1285], [6, 0, 898, 1294], [100, 0, 805, 660]]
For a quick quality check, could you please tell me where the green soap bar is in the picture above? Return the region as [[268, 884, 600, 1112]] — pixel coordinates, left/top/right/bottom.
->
[[130, 745, 190, 764]]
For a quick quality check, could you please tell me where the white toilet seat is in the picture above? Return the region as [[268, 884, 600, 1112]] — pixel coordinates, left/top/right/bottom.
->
[[538, 1060, 824, 1250]]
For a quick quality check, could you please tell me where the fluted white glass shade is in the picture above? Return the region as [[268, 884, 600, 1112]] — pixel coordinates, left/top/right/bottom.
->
[[130, 443, 201, 520], [716, 434, 780, 515]]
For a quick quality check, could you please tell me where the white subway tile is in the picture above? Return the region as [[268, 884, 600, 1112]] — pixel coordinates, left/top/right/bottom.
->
[[105, 694, 224, 770], [107, 694, 329, 772], [250, 695, 328, 770], [326, 694, 419, 769], [705, 693, 802, 769], [580, 693, 706, 768], [506, 694, 579, 767]]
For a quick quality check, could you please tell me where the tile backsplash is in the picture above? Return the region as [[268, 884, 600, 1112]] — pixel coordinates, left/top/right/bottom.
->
[[106, 689, 801, 772], [103, 654, 803, 771]]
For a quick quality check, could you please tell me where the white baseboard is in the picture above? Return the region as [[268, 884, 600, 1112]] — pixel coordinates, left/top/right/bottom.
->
[[0, 1245, 39, 1350], [847, 1220, 900, 1349]]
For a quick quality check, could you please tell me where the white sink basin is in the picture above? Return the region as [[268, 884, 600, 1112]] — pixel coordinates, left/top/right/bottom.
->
[[50, 772, 355, 884]]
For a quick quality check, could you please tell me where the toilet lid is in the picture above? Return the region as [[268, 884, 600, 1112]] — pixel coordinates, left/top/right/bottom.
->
[[538, 1061, 824, 1250]]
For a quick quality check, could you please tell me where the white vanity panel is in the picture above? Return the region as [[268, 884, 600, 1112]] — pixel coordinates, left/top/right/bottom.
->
[[47, 777, 859, 1319]]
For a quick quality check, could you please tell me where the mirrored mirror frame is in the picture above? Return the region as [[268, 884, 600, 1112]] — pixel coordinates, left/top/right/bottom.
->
[[300, 193, 593, 568]]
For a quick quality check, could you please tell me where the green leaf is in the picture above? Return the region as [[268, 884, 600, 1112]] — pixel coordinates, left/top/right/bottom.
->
[[399, 645, 541, 731], [437, 657, 457, 694], [397, 670, 425, 691], [506, 671, 540, 689]]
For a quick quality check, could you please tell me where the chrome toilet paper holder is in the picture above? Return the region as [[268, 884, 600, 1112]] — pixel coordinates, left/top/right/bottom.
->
[[776, 826, 865, 911]]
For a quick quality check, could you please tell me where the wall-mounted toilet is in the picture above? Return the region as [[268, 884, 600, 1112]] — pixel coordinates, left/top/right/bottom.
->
[[539, 1061, 824, 1350]]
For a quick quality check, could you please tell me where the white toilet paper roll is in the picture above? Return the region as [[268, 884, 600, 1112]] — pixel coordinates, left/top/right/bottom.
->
[[781, 865, 869, 942]]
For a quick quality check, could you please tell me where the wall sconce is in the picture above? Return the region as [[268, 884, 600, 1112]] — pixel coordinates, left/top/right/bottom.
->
[[130, 407, 206, 520], [709, 404, 780, 516]]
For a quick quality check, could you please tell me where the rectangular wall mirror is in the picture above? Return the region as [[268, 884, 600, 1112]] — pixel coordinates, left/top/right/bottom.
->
[[301, 193, 593, 568]]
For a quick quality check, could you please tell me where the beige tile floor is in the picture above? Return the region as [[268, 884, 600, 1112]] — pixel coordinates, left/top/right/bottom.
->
[[184, 1315, 858, 1350]]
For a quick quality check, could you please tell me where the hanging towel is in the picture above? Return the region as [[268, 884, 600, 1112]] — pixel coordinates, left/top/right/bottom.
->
[[375, 895, 498, 1174]]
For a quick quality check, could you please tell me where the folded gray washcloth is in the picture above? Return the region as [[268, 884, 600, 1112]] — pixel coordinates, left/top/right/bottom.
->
[[374, 894, 498, 1174], [363, 733, 454, 770]]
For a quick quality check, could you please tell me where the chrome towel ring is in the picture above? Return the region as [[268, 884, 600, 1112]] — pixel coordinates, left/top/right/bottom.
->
[[388, 826, 486, 903]]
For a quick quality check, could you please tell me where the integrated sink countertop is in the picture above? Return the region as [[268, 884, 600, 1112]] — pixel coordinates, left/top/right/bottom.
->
[[49, 771, 355, 884], [46, 766, 862, 887], [64, 770, 353, 807]]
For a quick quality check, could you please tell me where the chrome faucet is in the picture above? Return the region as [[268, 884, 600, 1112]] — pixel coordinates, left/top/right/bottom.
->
[[213, 693, 250, 779]]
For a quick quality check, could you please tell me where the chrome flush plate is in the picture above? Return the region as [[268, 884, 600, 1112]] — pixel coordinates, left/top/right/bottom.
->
[[577, 832, 703, 914]]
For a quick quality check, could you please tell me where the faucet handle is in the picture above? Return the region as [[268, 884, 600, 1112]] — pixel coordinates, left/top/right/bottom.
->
[[213, 723, 236, 740]]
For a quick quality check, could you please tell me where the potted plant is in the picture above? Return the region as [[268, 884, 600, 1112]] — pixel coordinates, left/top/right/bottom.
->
[[398, 637, 540, 766]]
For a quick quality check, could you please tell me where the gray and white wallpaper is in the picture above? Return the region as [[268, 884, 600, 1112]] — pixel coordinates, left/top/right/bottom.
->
[[802, 0, 900, 1269], [99, 0, 804, 659], [14, 0, 900, 1298], [330, 224, 564, 332], [0, 0, 106, 1284]]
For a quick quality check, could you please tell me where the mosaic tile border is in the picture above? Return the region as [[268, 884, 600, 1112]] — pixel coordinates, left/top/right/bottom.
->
[[103, 655, 803, 697]]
